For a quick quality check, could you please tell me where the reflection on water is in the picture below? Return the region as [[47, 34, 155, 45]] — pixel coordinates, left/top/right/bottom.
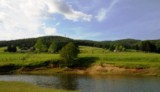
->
[[55, 74, 78, 90], [0, 74, 160, 92]]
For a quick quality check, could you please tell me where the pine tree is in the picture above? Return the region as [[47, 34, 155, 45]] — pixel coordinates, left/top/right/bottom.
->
[[48, 41, 58, 53], [34, 38, 47, 52]]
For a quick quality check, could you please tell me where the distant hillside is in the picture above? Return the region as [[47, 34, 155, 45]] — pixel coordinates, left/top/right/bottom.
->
[[0, 36, 160, 52], [0, 36, 73, 48], [101, 39, 141, 49]]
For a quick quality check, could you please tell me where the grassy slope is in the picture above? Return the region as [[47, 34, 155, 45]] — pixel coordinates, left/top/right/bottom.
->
[[80, 46, 160, 69], [0, 81, 75, 92], [0, 53, 59, 66], [0, 47, 59, 67], [80, 52, 160, 69], [0, 46, 160, 69]]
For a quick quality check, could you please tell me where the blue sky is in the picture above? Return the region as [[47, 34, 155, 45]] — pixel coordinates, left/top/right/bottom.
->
[[0, 0, 160, 41]]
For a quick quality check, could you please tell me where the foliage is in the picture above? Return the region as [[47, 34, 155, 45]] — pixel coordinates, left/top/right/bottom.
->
[[34, 38, 47, 52], [5, 45, 17, 52], [140, 41, 157, 52], [115, 45, 126, 52], [48, 41, 58, 53], [0, 36, 73, 51], [60, 42, 79, 67], [0, 36, 160, 53]]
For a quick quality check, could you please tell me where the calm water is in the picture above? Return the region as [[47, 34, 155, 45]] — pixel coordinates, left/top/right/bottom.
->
[[0, 74, 160, 92]]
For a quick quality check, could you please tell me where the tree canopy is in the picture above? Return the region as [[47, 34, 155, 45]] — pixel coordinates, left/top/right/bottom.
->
[[140, 41, 157, 52], [60, 42, 79, 67], [5, 45, 17, 52], [48, 41, 58, 53], [34, 38, 47, 52], [0, 36, 160, 53]]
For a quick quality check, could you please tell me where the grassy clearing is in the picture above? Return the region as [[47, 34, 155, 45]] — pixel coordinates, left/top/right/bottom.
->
[[0, 53, 59, 66], [0, 47, 6, 53], [0, 50, 60, 73], [79, 46, 160, 69], [0, 46, 160, 70], [79, 46, 109, 54], [0, 81, 76, 92], [79, 52, 160, 69]]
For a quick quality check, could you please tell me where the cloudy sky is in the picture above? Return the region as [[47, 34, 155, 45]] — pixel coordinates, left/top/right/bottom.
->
[[0, 0, 160, 41]]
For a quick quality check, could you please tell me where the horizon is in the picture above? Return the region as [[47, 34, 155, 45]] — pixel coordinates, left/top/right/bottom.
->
[[0, 35, 160, 42], [0, 0, 160, 41]]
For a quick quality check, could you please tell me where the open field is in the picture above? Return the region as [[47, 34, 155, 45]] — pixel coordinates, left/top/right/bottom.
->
[[0, 81, 76, 92], [80, 52, 160, 69], [80, 46, 160, 69], [0, 46, 160, 73], [0, 53, 59, 66]]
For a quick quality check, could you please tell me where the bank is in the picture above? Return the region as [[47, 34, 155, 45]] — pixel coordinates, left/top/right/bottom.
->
[[0, 47, 160, 76], [6, 64, 158, 77]]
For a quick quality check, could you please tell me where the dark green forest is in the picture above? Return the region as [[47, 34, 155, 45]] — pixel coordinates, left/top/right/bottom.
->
[[0, 36, 160, 53]]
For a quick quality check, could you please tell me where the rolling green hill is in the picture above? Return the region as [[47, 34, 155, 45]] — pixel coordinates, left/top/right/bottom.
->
[[0, 36, 160, 52]]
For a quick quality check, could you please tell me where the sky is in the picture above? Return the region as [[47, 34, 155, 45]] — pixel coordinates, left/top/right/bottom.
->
[[0, 0, 160, 41]]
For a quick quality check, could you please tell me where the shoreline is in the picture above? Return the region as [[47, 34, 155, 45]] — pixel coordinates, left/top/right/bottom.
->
[[10, 64, 160, 77]]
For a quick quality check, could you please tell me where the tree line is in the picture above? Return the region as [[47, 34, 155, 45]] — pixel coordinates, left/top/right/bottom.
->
[[1, 36, 160, 53]]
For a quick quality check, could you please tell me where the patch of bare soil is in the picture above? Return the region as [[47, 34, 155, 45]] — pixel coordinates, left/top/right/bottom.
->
[[85, 64, 151, 75]]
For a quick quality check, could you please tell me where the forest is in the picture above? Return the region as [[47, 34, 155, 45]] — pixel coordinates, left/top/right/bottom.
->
[[0, 36, 160, 53]]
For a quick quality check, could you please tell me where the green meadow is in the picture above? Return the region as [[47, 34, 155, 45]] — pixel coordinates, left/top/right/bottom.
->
[[80, 46, 160, 69], [0, 46, 160, 70], [0, 53, 59, 66]]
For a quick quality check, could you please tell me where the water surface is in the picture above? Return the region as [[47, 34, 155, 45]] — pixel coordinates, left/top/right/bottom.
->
[[0, 74, 160, 92]]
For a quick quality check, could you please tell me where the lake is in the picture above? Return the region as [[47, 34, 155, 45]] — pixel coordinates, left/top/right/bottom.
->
[[0, 74, 160, 92]]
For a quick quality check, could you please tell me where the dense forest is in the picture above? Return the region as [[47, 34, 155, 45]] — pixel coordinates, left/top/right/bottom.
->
[[0, 36, 160, 53]]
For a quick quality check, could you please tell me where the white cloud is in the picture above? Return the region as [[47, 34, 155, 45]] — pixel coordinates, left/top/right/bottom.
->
[[0, 0, 92, 40], [45, 0, 92, 22], [96, 8, 107, 22], [96, 0, 119, 22], [43, 27, 57, 35]]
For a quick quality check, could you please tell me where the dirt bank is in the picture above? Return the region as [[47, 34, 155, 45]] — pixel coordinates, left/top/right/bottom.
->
[[15, 64, 160, 76]]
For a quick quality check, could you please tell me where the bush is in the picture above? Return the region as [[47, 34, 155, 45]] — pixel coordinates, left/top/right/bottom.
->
[[5, 45, 17, 52]]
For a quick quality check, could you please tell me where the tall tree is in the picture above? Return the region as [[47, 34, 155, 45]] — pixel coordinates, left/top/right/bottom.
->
[[48, 41, 58, 53], [34, 38, 47, 52], [140, 41, 157, 52], [60, 42, 79, 67]]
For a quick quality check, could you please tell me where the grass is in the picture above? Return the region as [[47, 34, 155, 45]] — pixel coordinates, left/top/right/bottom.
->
[[0, 53, 59, 66], [0, 48, 60, 73], [80, 52, 160, 69], [78, 46, 160, 69], [0, 46, 160, 70], [79, 46, 109, 54], [0, 81, 76, 92]]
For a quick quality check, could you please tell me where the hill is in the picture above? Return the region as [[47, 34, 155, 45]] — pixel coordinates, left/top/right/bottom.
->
[[0, 36, 73, 49], [0, 36, 160, 53]]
